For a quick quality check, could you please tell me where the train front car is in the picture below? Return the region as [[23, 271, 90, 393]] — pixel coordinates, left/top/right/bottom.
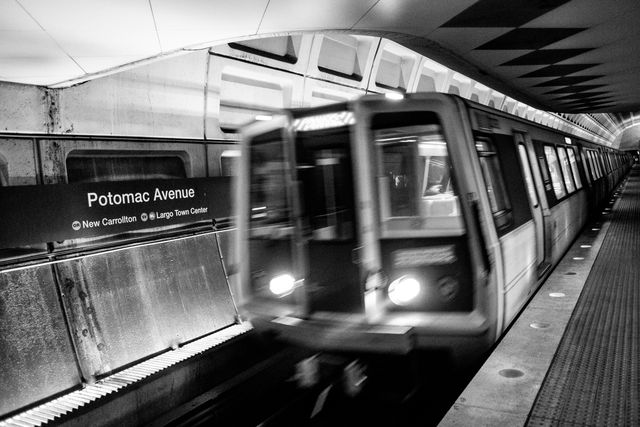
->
[[236, 93, 495, 363]]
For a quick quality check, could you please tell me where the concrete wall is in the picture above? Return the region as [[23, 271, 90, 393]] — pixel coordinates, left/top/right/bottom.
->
[[0, 34, 611, 145]]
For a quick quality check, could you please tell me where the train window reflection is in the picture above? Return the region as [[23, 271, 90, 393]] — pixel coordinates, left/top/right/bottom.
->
[[556, 146, 576, 193], [517, 144, 538, 208], [374, 123, 465, 237], [544, 145, 567, 199], [476, 138, 512, 229], [248, 137, 292, 236], [567, 148, 582, 189]]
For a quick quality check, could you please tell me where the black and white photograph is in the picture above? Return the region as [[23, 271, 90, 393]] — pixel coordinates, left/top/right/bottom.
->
[[1, 1, 639, 425]]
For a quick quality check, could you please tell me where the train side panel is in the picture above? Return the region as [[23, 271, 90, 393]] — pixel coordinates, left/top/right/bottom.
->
[[469, 104, 592, 329]]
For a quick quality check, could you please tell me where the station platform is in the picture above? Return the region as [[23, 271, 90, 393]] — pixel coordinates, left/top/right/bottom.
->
[[441, 166, 640, 426]]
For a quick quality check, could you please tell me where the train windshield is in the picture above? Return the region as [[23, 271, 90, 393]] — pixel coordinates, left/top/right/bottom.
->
[[296, 127, 355, 242], [373, 112, 465, 237], [248, 131, 293, 237]]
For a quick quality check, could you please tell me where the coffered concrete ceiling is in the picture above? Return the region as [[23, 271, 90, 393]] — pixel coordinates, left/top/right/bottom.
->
[[2, 0, 640, 147]]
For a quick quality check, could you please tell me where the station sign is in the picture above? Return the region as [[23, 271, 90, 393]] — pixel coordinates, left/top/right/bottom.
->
[[0, 177, 231, 248]]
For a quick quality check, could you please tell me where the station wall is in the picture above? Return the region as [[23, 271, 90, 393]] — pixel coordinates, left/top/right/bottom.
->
[[1, 33, 606, 142]]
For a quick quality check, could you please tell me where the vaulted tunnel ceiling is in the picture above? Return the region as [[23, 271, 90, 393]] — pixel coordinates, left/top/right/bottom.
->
[[2, 0, 640, 148]]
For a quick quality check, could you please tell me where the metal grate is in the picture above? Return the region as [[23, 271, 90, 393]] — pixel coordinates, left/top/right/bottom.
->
[[0, 323, 252, 427], [527, 168, 640, 426]]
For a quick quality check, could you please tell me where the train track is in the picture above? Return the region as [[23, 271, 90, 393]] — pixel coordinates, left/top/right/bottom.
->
[[153, 346, 475, 427]]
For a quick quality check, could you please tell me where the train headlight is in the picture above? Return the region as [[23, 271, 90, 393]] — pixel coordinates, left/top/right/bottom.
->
[[388, 276, 421, 306], [269, 274, 295, 296]]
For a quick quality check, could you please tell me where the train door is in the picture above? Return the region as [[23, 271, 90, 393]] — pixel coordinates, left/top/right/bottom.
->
[[238, 116, 308, 313], [514, 132, 548, 275], [239, 110, 363, 316]]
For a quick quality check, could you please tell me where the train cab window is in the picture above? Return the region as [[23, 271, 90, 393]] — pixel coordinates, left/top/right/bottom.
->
[[374, 118, 465, 237], [517, 144, 538, 207], [248, 135, 291, 230], [66, 151, 187, 183], [476, 138, 512, 230], [556, 146, 576, 193], [567, 148, 583, 189], [544, 145, 567, 199], [294, 121, 356, 242], [298, 146, 354, 241]]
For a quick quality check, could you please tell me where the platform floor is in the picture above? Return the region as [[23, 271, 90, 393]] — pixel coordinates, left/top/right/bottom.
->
[[441, 166, 640, 426]]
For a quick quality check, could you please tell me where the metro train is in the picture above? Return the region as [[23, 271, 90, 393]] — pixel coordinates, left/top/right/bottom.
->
[[234, 92, 631, 364]]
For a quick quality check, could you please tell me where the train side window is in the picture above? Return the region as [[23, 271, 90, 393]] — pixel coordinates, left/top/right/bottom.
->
[[476, 138, 512, 230], [592, 151, 603, 178], [587, 151, 598, 179], [556, 146, 576, 193], [567, 148, 583, 189], [596, 152, 605, 176], [517, 144, 538, 208], [543, 145, 567, 199], [599, 152, 607, 173], [538, 155, 550, 183], [66, 151, 187, 183], [579, 150, 592, 184]]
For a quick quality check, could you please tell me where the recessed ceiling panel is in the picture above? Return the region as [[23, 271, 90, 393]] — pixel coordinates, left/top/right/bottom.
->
[[442, 0, 570, 28], [502, 49, 592, 66], [525, 0, 638, 27], [428, 27, 512, 53], [533, 75, 604, 87], [466, 50, 533, 69], [521, 64, 599, 78], [552, 91, 610, 101], [477, 28, 585, 50], [545, 12, 640, 49], [544, 85, 606, 95]]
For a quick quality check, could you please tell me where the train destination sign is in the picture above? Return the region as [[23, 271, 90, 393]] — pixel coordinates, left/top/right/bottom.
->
[[0, 177, 231, 248]]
